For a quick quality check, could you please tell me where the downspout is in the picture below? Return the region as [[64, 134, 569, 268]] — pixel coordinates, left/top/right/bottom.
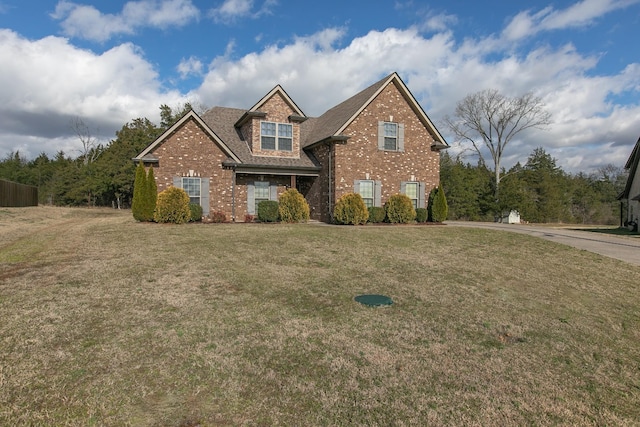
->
[[232, 166, 236, 222], [328, 143, 333, 222]]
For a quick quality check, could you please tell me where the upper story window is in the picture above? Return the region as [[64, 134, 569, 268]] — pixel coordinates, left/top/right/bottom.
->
[[378, 121, 405, 152], [261, 121, 293, 151], [383, 122, 398, 150]]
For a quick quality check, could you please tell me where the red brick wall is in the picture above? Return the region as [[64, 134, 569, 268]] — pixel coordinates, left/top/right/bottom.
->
[[149, 117, 234, 218], [248, 92, 301, 158], [333, 81, 440, 204]]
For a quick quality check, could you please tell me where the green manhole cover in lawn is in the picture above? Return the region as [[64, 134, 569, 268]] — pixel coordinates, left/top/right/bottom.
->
[[355, 294, 393, 307]]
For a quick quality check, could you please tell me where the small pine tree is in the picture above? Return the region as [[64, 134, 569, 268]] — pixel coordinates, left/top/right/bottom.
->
[[144, 167, 157, 221], [132, 162, 147, 221], [431, 185, 449, 222]]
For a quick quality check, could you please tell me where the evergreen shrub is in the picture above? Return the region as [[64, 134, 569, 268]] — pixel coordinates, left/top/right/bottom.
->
[[257, 200, 279, 222], [415, 208, 428, 223], [143, 167, 157, 221], [367, 206, 386, 223], [154, 187, 191, 224], [334, 193, 369, 225], [189, 203, 203, 222], [278, 189, 310, 223], [132, 162, 147, 221], [431, 185, 449, 222], [385, 194, 416, 224]]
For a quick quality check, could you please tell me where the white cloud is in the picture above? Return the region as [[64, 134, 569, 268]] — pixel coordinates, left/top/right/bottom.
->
[[177, 56, 204, 78], [51, 0, 200, 42], [189, 24, 639, 174], [503, 0, 640, 41], [208, 0, 276, 24], [0, 29, 185, 158]]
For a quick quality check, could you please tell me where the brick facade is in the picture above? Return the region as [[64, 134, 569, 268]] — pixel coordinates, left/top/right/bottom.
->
[[137, 73, 446, 222], [334, 81, 440, 202], [147, 118, 234, 217]]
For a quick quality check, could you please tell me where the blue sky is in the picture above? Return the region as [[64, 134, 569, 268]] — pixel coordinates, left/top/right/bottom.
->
[[0, 0, 639, 173]]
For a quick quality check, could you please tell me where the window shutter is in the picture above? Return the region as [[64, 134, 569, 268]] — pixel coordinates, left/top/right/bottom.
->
[[270, 183, 277, 201], [400, 181, 407, 194], [201, 178, 210, 217], [173, 176, 181, 188], [418, 182, 426, 209], [377, 121, 384, 150], [398, 123, 405, 152], [374, 180, 382, 207], [247, 183, 255, 215], [353, 180, 360, 194]]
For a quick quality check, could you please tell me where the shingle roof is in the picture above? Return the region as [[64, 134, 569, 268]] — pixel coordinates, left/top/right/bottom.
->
[[199, 107, 320, 171], [137, 72, 448, 169], [301, 75, 390, 147]]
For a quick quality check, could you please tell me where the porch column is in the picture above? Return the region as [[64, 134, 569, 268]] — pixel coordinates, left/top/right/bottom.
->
[[290, 174, 296, 189]]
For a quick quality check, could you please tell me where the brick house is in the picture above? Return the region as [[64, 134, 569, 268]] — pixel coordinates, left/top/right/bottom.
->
[[134, 72, 448, 222]]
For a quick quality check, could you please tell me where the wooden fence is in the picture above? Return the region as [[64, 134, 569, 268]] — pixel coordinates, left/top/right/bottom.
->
[[0, 179, 38, 207]]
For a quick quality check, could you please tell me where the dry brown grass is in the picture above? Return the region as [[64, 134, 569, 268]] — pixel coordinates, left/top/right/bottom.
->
[[1, 206, 639, 426]]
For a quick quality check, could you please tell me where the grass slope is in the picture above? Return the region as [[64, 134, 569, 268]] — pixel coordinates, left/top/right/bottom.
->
[[1, 207, 639, 426]]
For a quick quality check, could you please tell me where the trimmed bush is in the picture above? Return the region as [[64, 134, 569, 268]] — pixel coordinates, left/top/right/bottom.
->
[[278, 188, 310, 223], [367, 206, 386, 223], [244, 214, 255, 223], [415, 207, 428, 223], [209, 211, 227, 223], [430, 185, 448, 222], [334, 193, 369, 225], [257, 200, 279, 222], [131, 162, 147, 221], [189, 203, 203, 222], [153, 187, 191, 224], [385, 193, 416, 224]]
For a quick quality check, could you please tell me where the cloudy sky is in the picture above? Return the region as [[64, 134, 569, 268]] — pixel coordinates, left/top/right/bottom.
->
[[0, 0, 639, 173]]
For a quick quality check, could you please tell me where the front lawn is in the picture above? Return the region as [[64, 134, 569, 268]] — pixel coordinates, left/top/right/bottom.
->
[[1, 207, 639, 425]]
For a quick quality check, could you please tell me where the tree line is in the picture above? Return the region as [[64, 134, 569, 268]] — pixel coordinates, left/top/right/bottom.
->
[[0, 99, 626, 224], [441, 148, 626, 224], [0, 104, 191, 208]]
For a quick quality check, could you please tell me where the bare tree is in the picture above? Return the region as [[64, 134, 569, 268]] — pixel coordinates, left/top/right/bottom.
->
[[71, 117, 102, 166], [445, 89, 552, 201]]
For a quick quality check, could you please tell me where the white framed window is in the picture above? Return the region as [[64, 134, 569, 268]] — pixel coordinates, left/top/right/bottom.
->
[[359, 180, 374, 208], [401, 181, 425, 209], [378, 121, 405, 152], [383, 122, 398, 150], [254, 181, 270, 213], [354, 179, 381, 208], [182, 177, 201, 205], [261, 121, 293, 151], [404, 182, 418, 209]]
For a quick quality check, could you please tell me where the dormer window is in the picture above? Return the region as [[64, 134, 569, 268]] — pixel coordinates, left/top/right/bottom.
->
[[261, 121, 293, 151]]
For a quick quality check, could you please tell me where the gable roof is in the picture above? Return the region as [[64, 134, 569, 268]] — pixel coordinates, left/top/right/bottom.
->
[[249, 84, 306, 117], [301, 72, 448, 149], [199, 107, 320, 173], [620, 136, 640, 200], [133, 110, 241, 164]]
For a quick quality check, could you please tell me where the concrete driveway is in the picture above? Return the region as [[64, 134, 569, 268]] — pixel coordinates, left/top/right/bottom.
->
[[447, 221, 640, 266]]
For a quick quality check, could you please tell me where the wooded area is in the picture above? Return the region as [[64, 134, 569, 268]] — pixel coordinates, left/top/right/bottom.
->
[[441, 148, 626, 224], [0, 104, 626, 224]]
